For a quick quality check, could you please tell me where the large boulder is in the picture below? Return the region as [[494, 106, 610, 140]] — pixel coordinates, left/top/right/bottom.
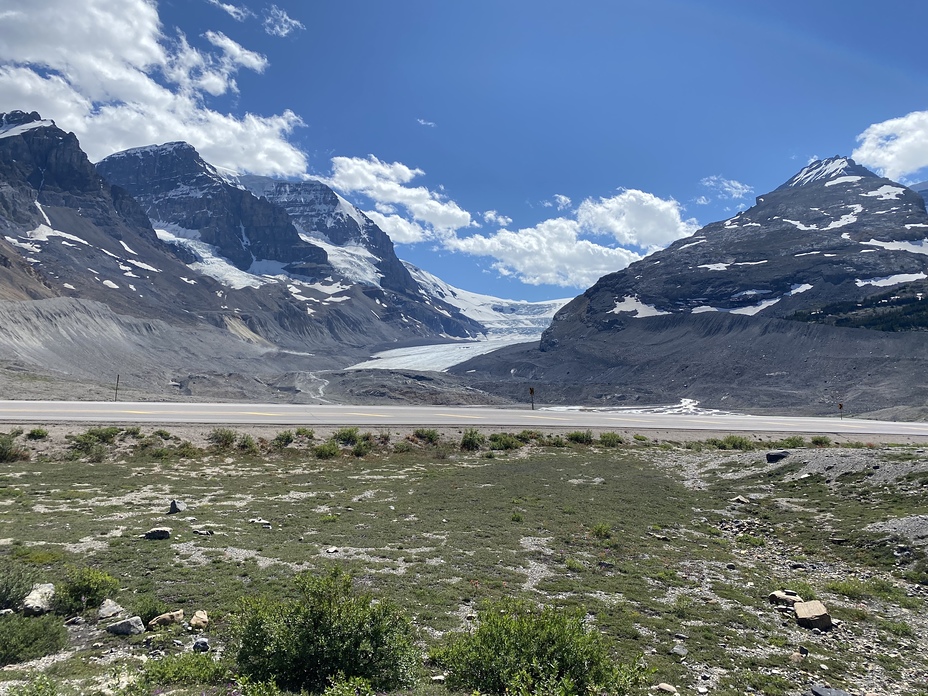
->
[[148, 609, 184, 628], [107, 616, 146, 635], [22, 583, 55, 616], [794, 600, 832, 630]]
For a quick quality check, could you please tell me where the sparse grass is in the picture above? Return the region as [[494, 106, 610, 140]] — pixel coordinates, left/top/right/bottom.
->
[[599, 432, 624, 447], [25, 428, 48, 441], [207, 427, 237, 450], [314, 441, 341, 459], [0, 434, 29, 462], [333, 427, 360, 446], [811, 434, 832, 447], [413, 428, 440, 445], [488, 432, 522, 450], [272, 430, 294, 450], [0, 426, 925, 695]]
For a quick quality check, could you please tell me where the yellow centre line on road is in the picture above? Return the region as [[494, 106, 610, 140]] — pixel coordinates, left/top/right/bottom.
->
[[343, 412, 389, 418], [241, 412, 284, 417], [436, 413, 482, 419], [522, 414, 572, 421]]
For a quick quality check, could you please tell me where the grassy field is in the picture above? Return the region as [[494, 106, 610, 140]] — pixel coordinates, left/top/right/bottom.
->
[[0, 425, 926, 695]]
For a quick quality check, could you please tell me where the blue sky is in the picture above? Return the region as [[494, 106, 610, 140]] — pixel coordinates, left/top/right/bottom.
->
[[2, 1, 928, 300]]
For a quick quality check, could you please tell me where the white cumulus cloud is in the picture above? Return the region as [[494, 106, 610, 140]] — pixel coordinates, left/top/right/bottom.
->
[[482, 210, 513, 227], [263, 5, 305, 37], [0, 0, 306, 176], [576, 189, 698, 252], [445, 218, 641, 288], [327, 155, 473, 234], [853, 110, 928, 181]]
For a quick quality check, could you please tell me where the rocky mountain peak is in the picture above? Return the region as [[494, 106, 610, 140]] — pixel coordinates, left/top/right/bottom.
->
[[0, 110, 51, 132], [779, 156, 878, 189]]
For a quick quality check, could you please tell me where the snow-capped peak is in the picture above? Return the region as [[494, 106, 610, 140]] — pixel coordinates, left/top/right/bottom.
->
[[785, 156, 874, 188], [0, 111, 55, 139]]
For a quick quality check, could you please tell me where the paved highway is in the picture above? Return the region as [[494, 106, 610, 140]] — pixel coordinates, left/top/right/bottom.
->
[[0, 401, 927, 437]]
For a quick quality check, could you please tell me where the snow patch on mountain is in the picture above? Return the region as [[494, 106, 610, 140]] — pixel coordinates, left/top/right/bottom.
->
[[856, 272, 928, 287], [860, 238, 928, 255], [609, 296, 670, 318], [862, 185, 905, 201], [297, 232, 382, 286], [787, 157, 853, 187]]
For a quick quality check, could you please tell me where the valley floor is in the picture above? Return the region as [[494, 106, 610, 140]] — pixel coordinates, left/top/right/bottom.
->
[[0, 424, 926, 695]]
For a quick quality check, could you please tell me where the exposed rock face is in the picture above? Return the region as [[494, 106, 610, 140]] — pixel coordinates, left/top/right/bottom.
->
[[107, 616, 146, 635], [242, 176, 419, 295], [97, 144, 330, 276]]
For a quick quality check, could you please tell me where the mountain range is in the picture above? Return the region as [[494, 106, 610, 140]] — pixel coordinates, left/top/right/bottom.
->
[[453, 157, 928, 418], [2, 108, 928, 416]]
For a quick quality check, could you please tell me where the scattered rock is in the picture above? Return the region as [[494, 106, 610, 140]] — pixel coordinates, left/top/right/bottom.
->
[[107, 616, 146, 635], [326, 546, 339, 554], [795, 601, 832, 630], [23, 583, 55, 616], [803, 686, 852, 696], [190, 609, 209, 630], [143, 527, 171, 540], [148, 609, 184, 628], [766, 450, 790, 463], [64, 615, 85, 625], [0, 608, 13, 616], [730, 495, 750, 504], [98, 598, 124, 619], [192, 637, 210, 653], [769, 589, 804, 607], [168, 500, 187, 514], [790, 651, 805, 663], [193, 529, 214, 536], [669, 643, 688, 658], [431, 675, 446, 684], [655, 684, 678, 694]]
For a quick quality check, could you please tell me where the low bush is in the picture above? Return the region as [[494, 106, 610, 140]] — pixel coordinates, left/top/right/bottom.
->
[[175, 440, 200, 458], [706, 435, 755, 451], [314, 442, 341, 460], [0, 614, 69, 666], [208, 428, 237, 450], [54, 566, 119, 615], [295, 427, 315, 439], [5, 674, 60, 696], [430, 598, 649, 695], [233, 567, 418, 693], [238, 434, 259, 455], [811, 435, 832, 447], [599, 432, 624, 447], [333, 428, 360, 446], [488, 433, 522, 451], [779, 435, 805, 448], [0, 434, 30, 463], [25, 429, 48, 441], [566, 430, 594, 445], [591, 522, 612, 540], [515, 430, 542, 443], [132, 593, 169, 626], [413, 428, 440, 444], [352, 440, 372, 457], [138, 652, 232, 688], [272, 430, 294, 450], [0, 560, 37, 610], [460, 428, 485, 451]]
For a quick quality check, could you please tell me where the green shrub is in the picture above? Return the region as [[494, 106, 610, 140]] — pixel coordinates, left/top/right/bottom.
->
[[132, 593, 168, 626], [811, 435, 832, 447], [295, 427, 315, 439], [511, 512, 524, 523], [54, 566, 119, 615], [566, 430, 594, 445], [632, 434, 648, 442], [139, 652, 232, 687], [599, 432, 624, 447], [565, 557, 585, 572], [515, 430, 542, 443], [233, 567, 418, 693], [238, 434, 259, 455], [152, 428, 172, 440], [413, 428, 440, 444], [314, 441, 341, 460], [591, 522, 612, 540], [123, 426, 142, 438], [323, 675, 375, 696], [488, 433, 522, 450], [392, 440, 412, 453], [543, 435, 566, 447], [175, 440, 200, 458], [351, 440, 372, 457], [208, 428, 237, 450], [0, 434, 30, 463], [460, 428, 485, 451], [430, 598, 649, 695], [5, 674, 60, 696], [0, 560, 38, 610], [706, 435, 755, 451], [779, 435, 805, 448], [0, 614, 69, 666], [25, 429, 48, 441], [272, 430, 295, 450], [333, 428, 360, 446]]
